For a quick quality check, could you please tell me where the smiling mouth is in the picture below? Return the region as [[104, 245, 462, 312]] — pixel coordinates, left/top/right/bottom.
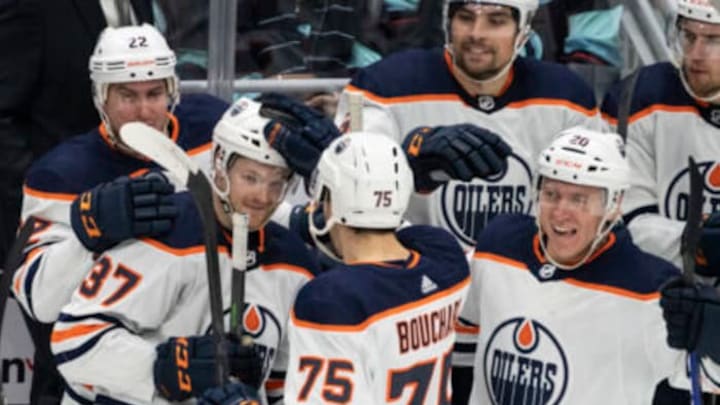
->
[[552, 225, 577, 237]]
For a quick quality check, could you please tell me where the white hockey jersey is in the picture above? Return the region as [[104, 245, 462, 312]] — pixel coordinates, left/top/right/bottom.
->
[[285, 225, 470, 404], [51, 193, 318, 404], [13, 93, 227, 323], [455, 214, 720, 404], [335, 49, 602, 249], [602, 62, 720, 267]]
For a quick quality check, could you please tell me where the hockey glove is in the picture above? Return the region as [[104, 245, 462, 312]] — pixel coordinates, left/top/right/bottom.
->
[[70, 172, 177, 253], [199, 383, 260, 405], [153, 335, 264, 402], [402, 124, 512, 193], [660, 276, 720, 362], [697, 212, 720, 277], [260, 93, 340, 179]]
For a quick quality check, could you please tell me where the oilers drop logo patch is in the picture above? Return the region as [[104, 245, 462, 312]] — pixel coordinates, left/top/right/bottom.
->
[[483, 318, 568, 405], [664, 161, 720, 219], [439, 152, 533, 245]]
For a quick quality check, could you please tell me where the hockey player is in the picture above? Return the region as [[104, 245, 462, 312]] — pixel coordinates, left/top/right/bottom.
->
[[10, 24, 228, 403], [455, 127, 720, 404], [50, 97, 318, 404], [601, 0, 720, 271], [330, 0, 602, 252], [283, 132, 470, 404]]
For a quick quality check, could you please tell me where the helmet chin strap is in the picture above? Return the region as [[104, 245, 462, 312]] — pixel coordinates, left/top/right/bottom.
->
[[309, 209, 343, 262], [445, 27, 530, 88], [535, 207, 620, 271], [679, 66, 720, 104]]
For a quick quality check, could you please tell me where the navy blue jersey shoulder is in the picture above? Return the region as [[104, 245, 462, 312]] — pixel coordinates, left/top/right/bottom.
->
[[580, 226, 680, 293], [259, 221, 320, 275], [475, 214, 538, 264], [25, 129, 147, 194], [477, 214, 680, 294], [294, 235, 469, 326], [501, 57, 596, 110], [352, 50, 594, 111], [351, 48, 458, 98], [174, 93, 228, 151], [601, 62, 692, 118], [396, 224, 466, 267]]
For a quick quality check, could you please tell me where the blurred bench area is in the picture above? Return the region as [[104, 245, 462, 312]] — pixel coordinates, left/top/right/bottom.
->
[[164, 0, 677, 105]]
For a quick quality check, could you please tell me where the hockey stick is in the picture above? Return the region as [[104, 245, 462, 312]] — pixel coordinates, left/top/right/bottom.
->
[[348, 92, 363, 132], [230, 213, 248, 339], [0, 217, 36, 404], [119, 122, 229, 385], [681, 156, 703, 405]]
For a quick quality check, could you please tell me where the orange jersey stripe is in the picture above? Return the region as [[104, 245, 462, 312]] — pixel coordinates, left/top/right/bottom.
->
[[455, 321, 480, 335], [187, 142, 211, 157], [473, 252, 528, 271], [603, 104, 699, 126], [261, 263, 314, 279], [475, 248, 660, 301], [141, 238, 230, 257], [265, 379, 284, 390], [506, 98, 598, 117], [51, 323, 111, 343], [23, 185, 77, 202], [291, 276, 470, 332]]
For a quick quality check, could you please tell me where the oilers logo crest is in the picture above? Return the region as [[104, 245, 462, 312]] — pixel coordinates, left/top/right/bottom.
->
[[483, 318, 568, 405], [664, 161, 720, 219], [437, 152, 533, 245]]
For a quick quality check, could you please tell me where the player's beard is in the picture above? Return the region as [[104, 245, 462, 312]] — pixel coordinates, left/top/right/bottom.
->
[[453, 41, 506, 81], [684, 65, 720, 100]]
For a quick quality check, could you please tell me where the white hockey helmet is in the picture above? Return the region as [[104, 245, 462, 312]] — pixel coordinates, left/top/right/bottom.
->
[[535, 126, 629, 270], [309, 131, 413, 233], [90, 24, 179, 117], [211, 97, 290, 206], [537, 126, 629, 213], [669, 0, 720, 101], [677, 0, 720, 24], [443, 0, 539, 83]]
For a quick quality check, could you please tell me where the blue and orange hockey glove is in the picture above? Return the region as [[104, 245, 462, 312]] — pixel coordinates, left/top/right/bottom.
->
[[260, 93, 340, 179], [153, 335, 264, 402], [401, 124, 512, 193], [660, 276, 720, 362], [70, 172, 177, 253]]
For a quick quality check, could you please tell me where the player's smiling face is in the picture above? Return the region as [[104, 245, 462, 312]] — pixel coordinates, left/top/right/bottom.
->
[[104, 80, 169, 135], [225, 157, 290, 230], [449, 4, 518, 80], [538, 179, 608, 265]]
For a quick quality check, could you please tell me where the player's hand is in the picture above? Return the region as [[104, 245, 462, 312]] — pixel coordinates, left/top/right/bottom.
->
[[697, 212, 720, 277], [198, 383, 260, 405], [153, 335, 264, 402], [660, 276, 720, 358], [70, 172, 177, 253], [260, 92, 340, 179], [402, 124, 512, 193]]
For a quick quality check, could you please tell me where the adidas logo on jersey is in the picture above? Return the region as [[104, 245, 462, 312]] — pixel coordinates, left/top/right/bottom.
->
[[421, 275, 438, 294]]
